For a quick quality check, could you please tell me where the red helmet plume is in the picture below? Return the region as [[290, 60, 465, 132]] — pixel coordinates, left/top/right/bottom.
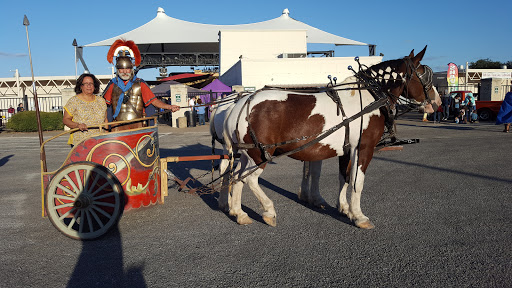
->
[[107, 39, 141, 67]]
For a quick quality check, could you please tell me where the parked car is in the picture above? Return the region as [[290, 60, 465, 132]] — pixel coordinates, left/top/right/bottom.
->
[[476, 100, 502, 121]]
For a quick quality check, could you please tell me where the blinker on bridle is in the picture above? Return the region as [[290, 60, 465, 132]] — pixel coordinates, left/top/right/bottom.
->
[[405, 58, 434, 105]]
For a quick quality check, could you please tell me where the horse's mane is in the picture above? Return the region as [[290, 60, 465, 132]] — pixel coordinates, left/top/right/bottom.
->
[[340, 57, 408, 84], [361, 57, 409, 90], [367, 57, 407, 72]]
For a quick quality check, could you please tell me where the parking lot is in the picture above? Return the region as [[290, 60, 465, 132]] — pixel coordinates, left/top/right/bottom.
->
[[0, 115, 510, 287]]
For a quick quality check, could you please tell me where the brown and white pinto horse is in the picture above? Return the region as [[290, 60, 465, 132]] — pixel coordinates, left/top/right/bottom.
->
[[222, 47, 441, 229]]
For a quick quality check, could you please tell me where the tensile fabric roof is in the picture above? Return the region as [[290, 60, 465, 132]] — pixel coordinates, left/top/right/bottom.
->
[[84, 7, 368, 54]]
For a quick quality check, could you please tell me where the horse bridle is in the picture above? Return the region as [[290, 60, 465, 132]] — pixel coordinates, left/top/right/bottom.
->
[[404, 57, 434, 105]]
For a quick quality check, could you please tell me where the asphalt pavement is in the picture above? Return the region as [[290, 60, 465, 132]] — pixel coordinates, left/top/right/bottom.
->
[[0, 115, 510, 287]]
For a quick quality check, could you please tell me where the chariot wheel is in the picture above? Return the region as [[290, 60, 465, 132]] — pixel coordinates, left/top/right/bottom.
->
[[46, 162, 124, 240]]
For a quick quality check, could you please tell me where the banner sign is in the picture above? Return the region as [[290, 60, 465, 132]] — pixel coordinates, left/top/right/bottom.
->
[[482, 72, 512, 79], [447, 63, 459, 91]]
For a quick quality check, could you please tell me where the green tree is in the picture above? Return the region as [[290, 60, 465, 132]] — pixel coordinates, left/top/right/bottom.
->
[[469, 58, 506, 69]]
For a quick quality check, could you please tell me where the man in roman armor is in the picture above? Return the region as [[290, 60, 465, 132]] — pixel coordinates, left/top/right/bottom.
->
[[103, 39, 179, 129]]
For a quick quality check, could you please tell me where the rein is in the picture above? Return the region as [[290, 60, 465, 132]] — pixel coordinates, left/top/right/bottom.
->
[[150, 91, 252, 118]]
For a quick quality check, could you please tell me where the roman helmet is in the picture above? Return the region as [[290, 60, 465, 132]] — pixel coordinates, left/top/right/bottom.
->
[[107, 39, 141, 80]]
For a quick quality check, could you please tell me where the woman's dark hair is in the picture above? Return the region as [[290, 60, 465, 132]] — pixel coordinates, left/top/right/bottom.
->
[[75, 73, 101, 94]]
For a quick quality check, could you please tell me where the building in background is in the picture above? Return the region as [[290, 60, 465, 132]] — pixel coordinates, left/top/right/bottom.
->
[[433, 67, 512, 100]]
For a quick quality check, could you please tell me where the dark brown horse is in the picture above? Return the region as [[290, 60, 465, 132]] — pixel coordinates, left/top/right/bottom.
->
[[223, 47, 441, 229]]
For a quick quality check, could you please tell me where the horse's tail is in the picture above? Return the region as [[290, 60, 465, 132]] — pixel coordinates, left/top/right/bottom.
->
[[222, 125, 236, 190], [222, 126, 234, 163], [209, 105, 218, 148]]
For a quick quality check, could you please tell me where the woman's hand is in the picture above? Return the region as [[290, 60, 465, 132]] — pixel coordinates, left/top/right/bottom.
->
[[77, 123, 88, 131]]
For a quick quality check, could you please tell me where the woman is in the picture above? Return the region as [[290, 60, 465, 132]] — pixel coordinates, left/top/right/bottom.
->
[[17, 103, 24, 113], [63, 73, 107, 146]]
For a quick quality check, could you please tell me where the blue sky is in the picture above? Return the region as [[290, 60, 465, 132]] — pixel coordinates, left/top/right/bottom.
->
[[1, 0, 511, 80]]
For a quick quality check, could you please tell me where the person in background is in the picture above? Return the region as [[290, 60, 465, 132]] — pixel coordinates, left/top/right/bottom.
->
[[459, 109, 466, 124], [17, 103, 24, 113], [453, 95, 461, 123], [441, 92, 452, 121], [186, 96, 197, 127], [189, 96, 196, 110], [63, 73, 107, 147], [496, 89, 512, 133], [434, 104, 443, 123], [7, 106, 15, 115], [470, 110, 478, 123], [463, 92, 476, 122], [195, 99, 206, 125]]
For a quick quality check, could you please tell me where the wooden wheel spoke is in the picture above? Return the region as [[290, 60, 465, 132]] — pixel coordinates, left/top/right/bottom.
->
[[93, 192, 115, 200], [74, 170, 83, 191], [52, 194, 76, 202], [91, 205, 114, 219], [90, 182, 111, 197], [87, 173, 101, 195], [54, 202, 74, 209], [83, 168, 92, 194], [85, 210, 94, 233], [56, 183, 77, 198], [89, 209, 105, 229], [67, 209, 80, 230], [58, 207, 76, 221], [93, 201, 116, 208], [64, 174, 81, 196]]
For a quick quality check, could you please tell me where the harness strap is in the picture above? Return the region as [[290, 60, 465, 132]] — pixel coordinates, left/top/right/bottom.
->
[[233, 96, 389, 182], [245, 96, 272, 161], [235, 96, 388, 162], [320, 86, 351, 154]]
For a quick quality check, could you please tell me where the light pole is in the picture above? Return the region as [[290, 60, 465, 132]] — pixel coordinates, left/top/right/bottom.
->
[[9, 69, 20, 97], [23, 14, 47, 172], [73, 39, 78, 80]]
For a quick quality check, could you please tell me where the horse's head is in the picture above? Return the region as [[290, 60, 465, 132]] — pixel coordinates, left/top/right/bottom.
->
[[366, 46, 441, 113], [400, 46, 441, 113]]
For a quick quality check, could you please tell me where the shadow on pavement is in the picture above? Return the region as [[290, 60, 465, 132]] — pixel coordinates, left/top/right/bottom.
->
[[0, 154, 13, 167], [67, 225, 146, 288]]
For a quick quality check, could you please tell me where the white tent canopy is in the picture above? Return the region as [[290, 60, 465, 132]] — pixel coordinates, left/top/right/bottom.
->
[[84, 7, 368, 53]]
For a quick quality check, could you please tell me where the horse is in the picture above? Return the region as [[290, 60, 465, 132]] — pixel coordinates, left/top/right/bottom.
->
[[222, 46, 441, 229], [209, 93, 241, 212]]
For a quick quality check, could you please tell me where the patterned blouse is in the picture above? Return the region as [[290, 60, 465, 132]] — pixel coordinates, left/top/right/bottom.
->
[[64, 95, 107, 146]]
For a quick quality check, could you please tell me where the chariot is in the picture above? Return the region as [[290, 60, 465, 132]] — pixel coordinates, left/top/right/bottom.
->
[[40, 117, 228, 240]]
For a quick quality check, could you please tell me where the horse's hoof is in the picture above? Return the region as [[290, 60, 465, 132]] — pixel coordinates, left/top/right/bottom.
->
[[297, 192, 309, 203], [313, 199, 328, 209], [355, 220, 375, 230], [263, 215, 276, 227], [237, 214, 253, 225]]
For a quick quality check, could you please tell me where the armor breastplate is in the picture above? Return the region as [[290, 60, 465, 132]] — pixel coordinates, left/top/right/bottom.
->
[[111, 80, 144, 121]]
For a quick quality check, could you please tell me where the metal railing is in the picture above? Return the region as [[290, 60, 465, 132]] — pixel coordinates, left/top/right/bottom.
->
[[0, 96, 62, 125]]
